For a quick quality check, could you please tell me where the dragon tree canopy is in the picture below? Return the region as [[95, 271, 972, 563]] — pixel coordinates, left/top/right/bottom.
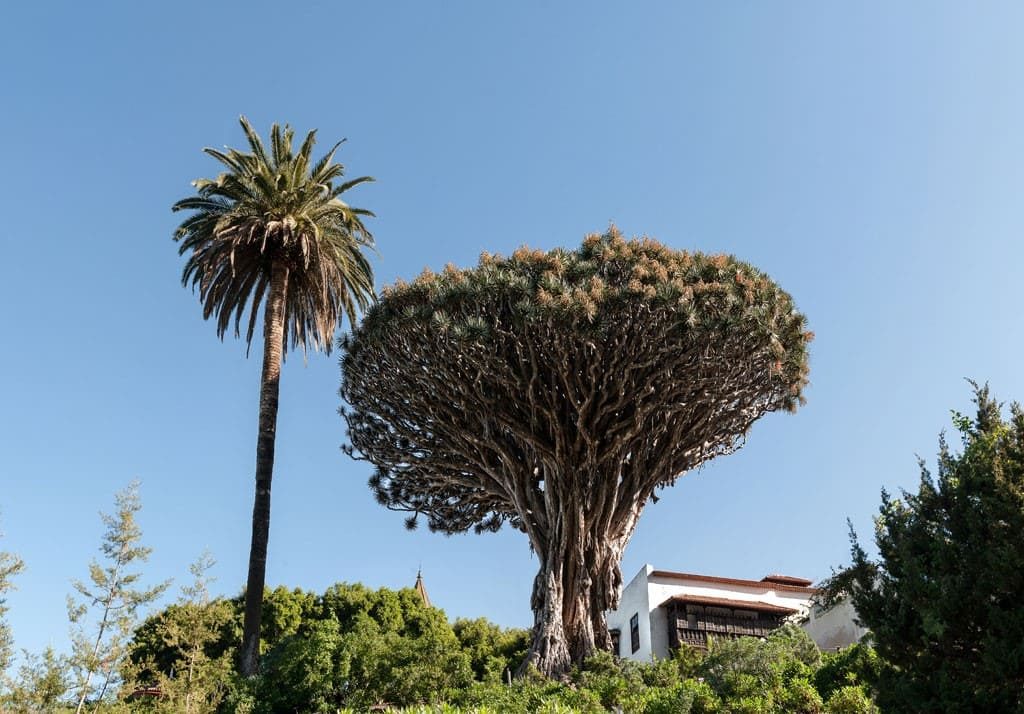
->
[[340, 227, 811, 677]]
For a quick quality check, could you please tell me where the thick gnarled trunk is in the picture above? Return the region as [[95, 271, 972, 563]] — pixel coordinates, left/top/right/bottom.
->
[[239, 264, 289, 677], [519, 500, 634, 678]]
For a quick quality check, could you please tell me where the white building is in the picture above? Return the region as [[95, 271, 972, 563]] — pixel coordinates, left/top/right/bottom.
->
[[803, 596, 869, 651], [606, 564, 864, 661]]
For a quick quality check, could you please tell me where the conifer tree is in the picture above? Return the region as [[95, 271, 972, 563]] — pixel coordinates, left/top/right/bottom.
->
[[839, 384, 1024, 711], [341, 229, 811, 677], [0, 517, 25, 684], [132, 552, 233, 714], [68, 481, 168, 713], [6, 646, 70, 711]]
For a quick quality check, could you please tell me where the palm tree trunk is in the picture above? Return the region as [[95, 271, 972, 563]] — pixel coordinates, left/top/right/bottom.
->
[[239, 263, 289, 677]]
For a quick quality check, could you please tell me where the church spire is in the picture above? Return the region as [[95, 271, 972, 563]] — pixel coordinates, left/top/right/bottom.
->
[[414, 567, 431, 608]]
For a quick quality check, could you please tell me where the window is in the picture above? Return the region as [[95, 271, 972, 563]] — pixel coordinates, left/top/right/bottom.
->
[[609, 628, 621, 656], [630, 613, 640, 654]]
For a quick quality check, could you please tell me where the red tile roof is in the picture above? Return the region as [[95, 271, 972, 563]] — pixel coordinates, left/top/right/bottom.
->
[[649, 570, 818, 594], [662, 594, 799, 615], [761, 574, 814, 587]]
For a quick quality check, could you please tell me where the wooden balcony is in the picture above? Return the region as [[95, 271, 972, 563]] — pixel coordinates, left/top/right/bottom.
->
[[663, 595, 796, 651]]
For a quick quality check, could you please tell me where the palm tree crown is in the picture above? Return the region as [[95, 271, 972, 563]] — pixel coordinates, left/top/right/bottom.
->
[[173, 116, 375, 354]]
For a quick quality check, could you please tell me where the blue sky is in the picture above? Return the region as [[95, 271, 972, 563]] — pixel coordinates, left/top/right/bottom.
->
[[3, 1, 1023, 659]]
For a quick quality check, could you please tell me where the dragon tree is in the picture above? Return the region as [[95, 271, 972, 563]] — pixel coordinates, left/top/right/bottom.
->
[[340, 229, 811, 678]]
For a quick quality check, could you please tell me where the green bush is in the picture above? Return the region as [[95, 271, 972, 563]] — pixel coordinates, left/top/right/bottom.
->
[[681, 679, 722, 714], [572, 650, 647, 710], [640, 678, 722, 714], [452, 617, 529, 682], [777, 677, 824, 713], [824, 685, 879, 714], [814, 643, 881, 702], [453, 675, 602, 713], [117, 580, 890, 713], [697, 625, 830, 713]]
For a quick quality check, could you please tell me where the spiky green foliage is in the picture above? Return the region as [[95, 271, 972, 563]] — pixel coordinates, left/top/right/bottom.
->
[[173, 115, 375, 354], [341, 228, 810, 675], [343, 228, 810, 534], [840, 383, 1024, 712]]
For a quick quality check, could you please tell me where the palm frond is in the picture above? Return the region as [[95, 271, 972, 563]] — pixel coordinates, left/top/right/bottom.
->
[[335, 176, 375, 195], [238, 115, 271, 169], [294, 129, 317, 181], [310, 140, 345, 181], [201, 148, 250, 177]]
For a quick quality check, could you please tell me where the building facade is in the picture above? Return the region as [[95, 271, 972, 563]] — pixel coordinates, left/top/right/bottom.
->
[[606, 564, 863, 661]]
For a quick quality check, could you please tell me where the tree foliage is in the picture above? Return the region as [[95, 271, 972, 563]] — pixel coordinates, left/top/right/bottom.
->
[[254, 583, 473, 711], [0, 516, 25, 682], [129, 582, 483, 712], [452, 617, 530, 682], [172, 116, 375, 353], [697, 624, 822, 713], [341, 228, 811, 675], [122, 577, 881, 711], [5, 646, 71, 712], [452, 629, 871, 714], [125, 553, 233, 713], [813, 643, 880, 705], [838, 384, 1024, 711], [67, 482, 168, 713]]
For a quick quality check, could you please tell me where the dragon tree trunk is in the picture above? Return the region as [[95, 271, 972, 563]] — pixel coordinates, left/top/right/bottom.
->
[[519, 484, 638, 678]]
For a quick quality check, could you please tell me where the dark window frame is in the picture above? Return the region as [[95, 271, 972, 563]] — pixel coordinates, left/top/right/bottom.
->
[[630, 613, 640, 653], [609, 628, 621, 657]]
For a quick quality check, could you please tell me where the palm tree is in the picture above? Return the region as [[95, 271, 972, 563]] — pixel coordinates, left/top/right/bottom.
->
[[172, 116, 375, 676]]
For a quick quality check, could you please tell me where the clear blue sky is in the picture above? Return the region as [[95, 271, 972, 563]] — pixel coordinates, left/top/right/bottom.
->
[[3, 1, 1023, 659]]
